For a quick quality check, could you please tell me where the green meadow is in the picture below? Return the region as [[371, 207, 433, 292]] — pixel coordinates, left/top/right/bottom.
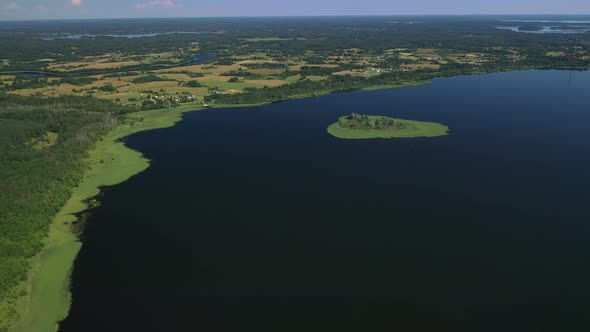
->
[[361, 81, 431, 91], [328, 115, 449, 139]]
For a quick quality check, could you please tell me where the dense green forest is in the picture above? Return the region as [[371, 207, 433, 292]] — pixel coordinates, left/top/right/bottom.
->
[[0, 95, 132, 316]]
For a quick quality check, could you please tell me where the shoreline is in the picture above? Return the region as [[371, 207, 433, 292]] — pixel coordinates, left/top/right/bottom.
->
[[9, 79, 449, 331], [10, 104, 202, 332]]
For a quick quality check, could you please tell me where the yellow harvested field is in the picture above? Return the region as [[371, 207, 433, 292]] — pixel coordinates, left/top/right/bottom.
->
[[167, 64, 243, 75], [117, 81, 178, 92], [247, 79, 287, 87], [398, 53, 418, 60], [333, 70, 367, 77], [401, 63, 441, 70], [160, 73, 195, 81], [48, 61, 142, 72], [546, 51, 566, 57], [250, 69, 285, 75], [237, 59, 278, 65], [201, 74, 231, 81], [416, 48, 440, 55]]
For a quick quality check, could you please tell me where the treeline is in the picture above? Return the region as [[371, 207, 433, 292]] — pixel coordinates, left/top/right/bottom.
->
[[242, 62, 287, 69], [1, 77, 99, 92], [131, 74, 175, 84], [0, 95, 134, 324], [204, 68, 449, 104]]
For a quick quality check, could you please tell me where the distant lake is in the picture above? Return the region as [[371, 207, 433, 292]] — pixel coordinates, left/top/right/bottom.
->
[[59, 70, 590, 332], [15, 72, 54, 78], [500, 19, 590, 24], [40, 31, 223, 40], [187, 53, 218, 65], [497, 26, 590, 34]]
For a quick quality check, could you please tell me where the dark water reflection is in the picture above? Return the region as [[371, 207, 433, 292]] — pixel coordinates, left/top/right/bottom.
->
[[60, 70, 590, 332]]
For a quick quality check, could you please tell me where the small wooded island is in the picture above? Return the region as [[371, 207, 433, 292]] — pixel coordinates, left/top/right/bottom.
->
[[328, 113, 449, 139]]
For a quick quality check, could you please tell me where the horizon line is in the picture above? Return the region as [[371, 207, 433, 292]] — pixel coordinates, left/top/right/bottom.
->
[[1, 13, 590, 22]]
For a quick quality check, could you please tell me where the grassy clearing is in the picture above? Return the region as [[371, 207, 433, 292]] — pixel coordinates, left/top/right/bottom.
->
[[241, 37, 295, 42], [209, 102, 269, 109], [546, 51, 566, 57], [398, 52, 418, 60], [362, 81, 431, 91], [249, 68, 285, 75], [246, 79, 287, 87], [10, 104, 202, 332], [333, 70, 368, 77], [284, 75, 302, 83], [49, 61, 142, 72], [199, 79, 263, 91], [328, 115, 449, 139], [307, 75, 329, 82], [31, 132, 58, 150], [401, 63, 441, 70]]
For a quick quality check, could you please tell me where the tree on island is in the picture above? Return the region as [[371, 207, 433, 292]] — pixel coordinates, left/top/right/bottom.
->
[[344, 113, 398, 129]]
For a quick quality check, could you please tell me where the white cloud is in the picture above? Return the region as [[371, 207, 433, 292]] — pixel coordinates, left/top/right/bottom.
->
[[0, 2, 17, 10], [71, 0, 81, 6], [136, 0, 180, 9]]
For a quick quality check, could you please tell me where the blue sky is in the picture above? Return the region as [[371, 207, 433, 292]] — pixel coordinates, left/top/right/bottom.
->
[[1, 0, 589, 20]]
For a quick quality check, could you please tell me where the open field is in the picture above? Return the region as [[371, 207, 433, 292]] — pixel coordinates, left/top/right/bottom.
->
[[199, 78, 265, 91], [2, 45, 538, 108], [45, 52, 184, 72], [48, 61, 143, 72], [547, 51, 566, 57]]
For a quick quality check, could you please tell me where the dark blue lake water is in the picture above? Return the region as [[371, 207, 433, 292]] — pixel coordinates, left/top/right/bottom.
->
[[187, 53, 218, 65], [59, 70, 590, 332]]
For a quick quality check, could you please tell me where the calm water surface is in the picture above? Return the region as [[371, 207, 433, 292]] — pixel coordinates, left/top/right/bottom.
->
[[60, 71, 590, 332]]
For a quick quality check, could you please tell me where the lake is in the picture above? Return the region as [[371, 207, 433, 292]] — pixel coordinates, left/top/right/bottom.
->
[[39, 31, 223, 40], [187, 54, 218, 65], [59, 70, 590, 332], [497, 26, 590, 34]]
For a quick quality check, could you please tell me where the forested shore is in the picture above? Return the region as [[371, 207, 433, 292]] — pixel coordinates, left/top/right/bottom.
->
[[0, 96, 134, 329]]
